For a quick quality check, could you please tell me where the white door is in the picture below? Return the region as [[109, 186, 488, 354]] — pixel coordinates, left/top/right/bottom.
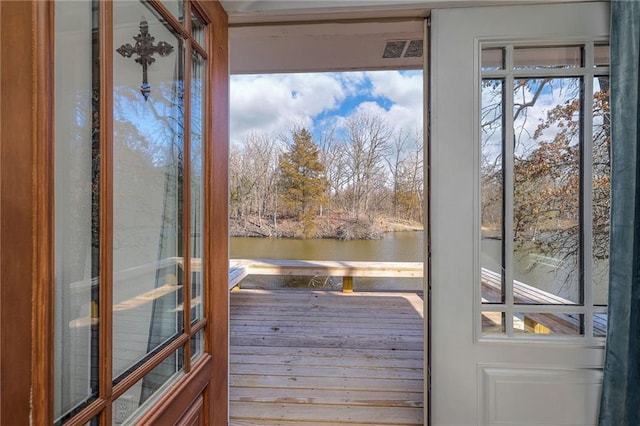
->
[[430, 3, 610, 425]]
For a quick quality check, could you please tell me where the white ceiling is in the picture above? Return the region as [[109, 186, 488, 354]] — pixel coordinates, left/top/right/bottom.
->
[[223, 0, 429, 73], [221, 0, 599, 74], [229, 19, 425, 74]]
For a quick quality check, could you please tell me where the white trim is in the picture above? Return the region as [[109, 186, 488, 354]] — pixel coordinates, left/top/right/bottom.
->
[[422, 15, 431, 426]]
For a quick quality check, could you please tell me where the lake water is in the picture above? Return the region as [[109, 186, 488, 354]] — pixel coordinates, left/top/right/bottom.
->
[[231, 230, 608, 303], [230, 231, 425, 291]]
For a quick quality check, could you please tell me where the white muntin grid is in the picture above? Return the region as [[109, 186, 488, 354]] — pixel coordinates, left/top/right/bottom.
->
[[478, 41, 610, 344]]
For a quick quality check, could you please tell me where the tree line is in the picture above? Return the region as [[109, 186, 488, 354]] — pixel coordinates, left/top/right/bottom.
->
[[230, 112, 424, 238]]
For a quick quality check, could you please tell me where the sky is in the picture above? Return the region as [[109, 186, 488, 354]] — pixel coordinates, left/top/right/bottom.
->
[[229, 70, 423, 146]]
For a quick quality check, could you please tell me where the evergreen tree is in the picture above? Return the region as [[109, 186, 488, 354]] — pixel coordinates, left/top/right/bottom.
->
[[278, 129, 328, 238]]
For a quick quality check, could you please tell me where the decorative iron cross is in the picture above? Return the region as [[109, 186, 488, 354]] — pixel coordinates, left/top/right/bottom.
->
[[116, 19, 174, 101]]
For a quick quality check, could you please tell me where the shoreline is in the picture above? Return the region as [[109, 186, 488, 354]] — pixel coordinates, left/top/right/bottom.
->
[[229, 214, 423, 240]]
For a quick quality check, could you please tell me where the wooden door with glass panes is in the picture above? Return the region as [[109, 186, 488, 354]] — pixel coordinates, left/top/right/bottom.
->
[[52, 1, 228, 424], [430, 3, 609, 425]]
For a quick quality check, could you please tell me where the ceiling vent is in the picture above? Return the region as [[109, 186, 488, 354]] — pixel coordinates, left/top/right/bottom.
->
[[383, 39, 423, 58]]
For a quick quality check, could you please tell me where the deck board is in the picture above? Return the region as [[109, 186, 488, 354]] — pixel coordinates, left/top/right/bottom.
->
[[229, 289, 425, 426]]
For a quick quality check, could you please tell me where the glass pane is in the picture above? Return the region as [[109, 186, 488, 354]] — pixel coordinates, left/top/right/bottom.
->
[[513, 46, 582, 70], [482, 311, 504, 334], [159, 0, 184, 23], [191, 50, 205, 321], [513, 77, 582, 304], [481, 79, 504, 303], [112, 350, 184, 424], [482, 48, 504, 71], [594, 45, 610, 67], [54, 0, 100, 420], [516, 313, 583, 335], [191, 328, 204, 361], [191, 10, 206, 48], [593, 76, 610, 306], [112, 1, 185, 379], [594, 313, 607, 338]]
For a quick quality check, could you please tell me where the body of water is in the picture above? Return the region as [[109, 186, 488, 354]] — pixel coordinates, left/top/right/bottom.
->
[[230, 231, 425, 291], [231, 231, 608, 303]]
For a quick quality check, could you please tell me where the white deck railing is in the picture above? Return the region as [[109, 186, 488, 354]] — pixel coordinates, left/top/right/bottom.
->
[[66, 257, 606, 335]]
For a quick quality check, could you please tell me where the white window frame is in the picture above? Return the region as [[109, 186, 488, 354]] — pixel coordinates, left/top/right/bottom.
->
[[477, 39, 610, 345]]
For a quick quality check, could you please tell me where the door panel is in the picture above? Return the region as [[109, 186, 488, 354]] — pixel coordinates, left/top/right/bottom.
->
[[177, 395, 205, 426], [430, 3, 609, 425], [478, 365, 602, 425]]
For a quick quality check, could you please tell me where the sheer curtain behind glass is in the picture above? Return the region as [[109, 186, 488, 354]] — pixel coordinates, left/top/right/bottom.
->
[[190, 49, 205, 336], [54, 1, 99, 422], [599, 1, 640, 424]]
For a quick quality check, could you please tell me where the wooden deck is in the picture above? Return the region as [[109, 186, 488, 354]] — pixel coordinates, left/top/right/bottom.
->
[[229, 289, 425, 425]]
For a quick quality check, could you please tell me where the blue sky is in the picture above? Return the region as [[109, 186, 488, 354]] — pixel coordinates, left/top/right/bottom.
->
[[230, 70, 423, 146]]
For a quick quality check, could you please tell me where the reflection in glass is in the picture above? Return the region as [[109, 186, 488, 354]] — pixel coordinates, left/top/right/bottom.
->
[[513, 46, 582, 69], [481, 48, 504, 71], [479, 43, 610, 338], [594, 45, 610, 67], [481, 79, 504, 303], [513, 77, 582, 304], [481, 311, 504, 334], [159, 0, 184, 23], [112, 350, 184, 424], [594, 313, 607, 338], [191, 51, 205, 322], [54, 1, 100, 421], [191, 329, 204, 361], [191, 11, 206, 48], [517, 313, 583, 335], [112, 1, 185, 379], [593, 76, 610, 306]]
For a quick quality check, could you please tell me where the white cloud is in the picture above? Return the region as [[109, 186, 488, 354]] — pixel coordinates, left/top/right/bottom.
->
[[230, 70, 425, 146], [366, 70, 424, 132], [353, 101, 387, 117], [335, 72, 367, 96], [230, 73, 346, 145]]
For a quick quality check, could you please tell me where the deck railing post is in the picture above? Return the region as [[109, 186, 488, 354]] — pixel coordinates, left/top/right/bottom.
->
[[342, 276, 353, 293]]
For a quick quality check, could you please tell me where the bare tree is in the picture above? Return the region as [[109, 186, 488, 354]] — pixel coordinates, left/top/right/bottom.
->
[[318, 126, 349, 214], [229, 132, 282, 234], [229, 117, 426, 238], [343, 112, 392, 219]]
